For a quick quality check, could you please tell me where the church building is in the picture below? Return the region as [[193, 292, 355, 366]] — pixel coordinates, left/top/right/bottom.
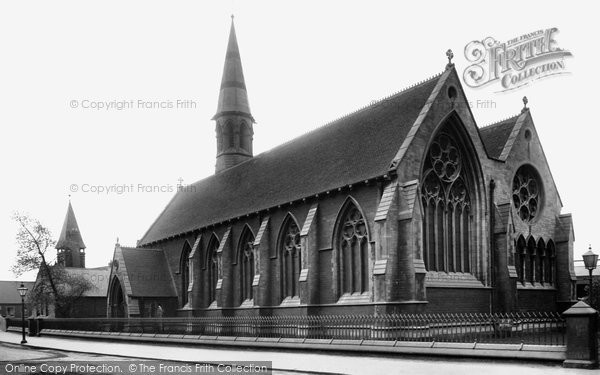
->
[[33, 202, 109, 318], [107, 19, 577, 318]]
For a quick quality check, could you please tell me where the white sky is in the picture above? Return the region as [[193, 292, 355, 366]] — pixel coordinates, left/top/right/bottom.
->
[[1, 1, 597, 281]]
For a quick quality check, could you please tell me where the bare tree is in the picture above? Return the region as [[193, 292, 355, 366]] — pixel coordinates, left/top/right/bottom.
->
[[12, 212, 92, 317]]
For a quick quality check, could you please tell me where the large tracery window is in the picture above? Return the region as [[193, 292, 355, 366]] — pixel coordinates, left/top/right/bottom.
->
[[338, 202, 369, 296], [421, 132, 472, 273], [206, 236, 220, 305], [239, 229, 255, 304], [281, 216, 301, 300], [512, 165, 542, 222]]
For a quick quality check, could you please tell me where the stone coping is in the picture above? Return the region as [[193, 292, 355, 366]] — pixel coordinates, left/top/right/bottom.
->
[[38, 329, 566, 361]]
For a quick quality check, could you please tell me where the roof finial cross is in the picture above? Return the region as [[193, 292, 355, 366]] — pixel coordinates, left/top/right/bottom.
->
[[446, 49, 454, 70], [522, 96, 529, 113]]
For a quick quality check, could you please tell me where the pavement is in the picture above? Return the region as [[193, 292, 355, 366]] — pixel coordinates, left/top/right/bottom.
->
[[0, 331, 594, 375]]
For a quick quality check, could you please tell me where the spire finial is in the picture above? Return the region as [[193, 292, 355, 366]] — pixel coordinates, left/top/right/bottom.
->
[[446, 49, 454, 70], [522, 96, 529, 113], [231, 14, 234, 20], [116, 237, 120, 245]]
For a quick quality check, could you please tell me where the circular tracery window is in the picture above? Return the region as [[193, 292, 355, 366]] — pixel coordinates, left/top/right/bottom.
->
[[512, 166, 542, 222], [429, 134, 461, 182]]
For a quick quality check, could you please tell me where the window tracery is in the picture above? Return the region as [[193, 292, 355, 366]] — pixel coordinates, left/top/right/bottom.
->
[[207, 237, 220, 304], [281, 218, 301, 299], [239, 229, 255, 303], [512, 166, 542, 222], [421, 132, 471, 273], [338, 204, 369, 295]]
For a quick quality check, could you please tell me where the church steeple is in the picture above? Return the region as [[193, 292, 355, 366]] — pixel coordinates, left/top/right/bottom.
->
[[56, 201, 86, 268], [213, 16, 255, 173]]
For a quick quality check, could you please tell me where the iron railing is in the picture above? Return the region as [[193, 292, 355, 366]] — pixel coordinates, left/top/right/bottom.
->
[[8, 312, 566, 345]]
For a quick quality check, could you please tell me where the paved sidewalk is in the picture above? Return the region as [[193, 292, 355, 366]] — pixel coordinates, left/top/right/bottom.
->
[[0, 331, 591, 374]]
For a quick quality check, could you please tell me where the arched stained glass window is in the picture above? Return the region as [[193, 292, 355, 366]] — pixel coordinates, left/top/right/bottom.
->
[[206, 236, 220, 305], [421, 132, 472, 273], [180, 242, 191, 307], [280, 216, 301, 300], [239, 228, 255, 304], [337, 203, 369, 295]]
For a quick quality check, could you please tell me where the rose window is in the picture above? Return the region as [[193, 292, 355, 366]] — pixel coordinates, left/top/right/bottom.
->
[[512, 166, 542, 222]]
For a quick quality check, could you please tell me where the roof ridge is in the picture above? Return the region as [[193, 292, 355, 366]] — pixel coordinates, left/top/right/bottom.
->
[[121, 246, 162, 251], [260, 71, 445, 155], [479, 113, 521, 130]]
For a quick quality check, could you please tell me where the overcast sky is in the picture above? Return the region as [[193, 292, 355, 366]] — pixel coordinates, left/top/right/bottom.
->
[[1, 1, 597, 281]]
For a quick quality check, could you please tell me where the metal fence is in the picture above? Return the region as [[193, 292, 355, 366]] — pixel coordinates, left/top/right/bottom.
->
[[8, 312, 565, 345]]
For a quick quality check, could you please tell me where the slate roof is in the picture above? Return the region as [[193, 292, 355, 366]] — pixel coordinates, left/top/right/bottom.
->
[[574, 260, 600, 278], [479, 115, 519, 159], [140, 73, 442, 245], [214, 18, 253, 121], [120, 247, 177, 297], [0, 281, 35, 304], [56, 201, 86, 250]]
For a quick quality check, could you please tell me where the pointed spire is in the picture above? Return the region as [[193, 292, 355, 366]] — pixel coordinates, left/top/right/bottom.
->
[[56, 201, 86, 252], [213, 16, 254, 122]]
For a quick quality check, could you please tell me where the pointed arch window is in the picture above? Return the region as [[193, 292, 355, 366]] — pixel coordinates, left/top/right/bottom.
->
[[206, 236, 220, 305], [240, 122, 252, 152], [515, 236, 526, 283], [516, 237, 555, 285], [421, 132, 472, 273], [280, 216, 301, 300], [180, 242, 191, 307], [238, 229, 255, 304], [545, 241, 555, 284], [223, 122, 235, 149], [337, 202, 369, 296], [536, 239, 545, 284]]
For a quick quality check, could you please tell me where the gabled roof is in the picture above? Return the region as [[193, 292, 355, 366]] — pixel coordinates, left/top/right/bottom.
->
[[56, 201, 86, 250], [0, 281, 35, 304], [479, 115, 519, 159], [120, 247, 177, 297], [140, 73, 442, 245]]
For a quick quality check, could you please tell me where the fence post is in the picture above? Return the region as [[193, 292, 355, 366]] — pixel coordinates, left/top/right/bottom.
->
[[27, 318, 37, 336], [562, 301, 598, 369]]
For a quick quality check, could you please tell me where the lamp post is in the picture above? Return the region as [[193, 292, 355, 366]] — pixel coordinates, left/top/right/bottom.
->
[[582, 245, 598, 304], [17, 283, 28, 344]]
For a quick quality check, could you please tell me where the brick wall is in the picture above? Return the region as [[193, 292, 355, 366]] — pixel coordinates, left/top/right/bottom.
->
[[426, 288, 491, 313], [516, 289, 557, 312]]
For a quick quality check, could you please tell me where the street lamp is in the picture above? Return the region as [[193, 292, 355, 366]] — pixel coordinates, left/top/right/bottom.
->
[[582, 245, 598, 303], [17, 283, 28, 344]]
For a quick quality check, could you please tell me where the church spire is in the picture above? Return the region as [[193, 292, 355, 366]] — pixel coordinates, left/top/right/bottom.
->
[[214, 17, 254, 121], [213, 17, 256, 173], [56, 201, 86, 268]]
